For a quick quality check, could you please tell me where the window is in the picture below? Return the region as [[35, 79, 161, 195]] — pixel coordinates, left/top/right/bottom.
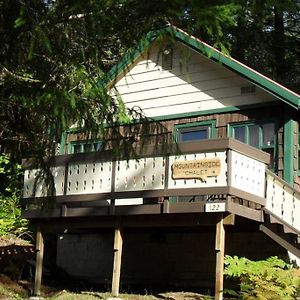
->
[[171, 120, 216, 203], [174, 121, 216, 142], [69, 140, 102, 154], [229, 122, 276, 170]]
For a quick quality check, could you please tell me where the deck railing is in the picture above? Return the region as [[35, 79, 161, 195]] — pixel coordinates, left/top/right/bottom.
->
[[265, 170, 300, 232], [23, 139, 269, 210]]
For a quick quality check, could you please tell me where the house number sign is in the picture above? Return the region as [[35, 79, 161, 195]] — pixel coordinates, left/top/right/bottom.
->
[[172, 157, 221, 181]]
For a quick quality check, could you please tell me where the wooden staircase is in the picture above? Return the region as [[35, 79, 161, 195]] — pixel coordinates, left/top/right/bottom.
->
[[260, 208, 300, 260], [260, 170, 300, 261]]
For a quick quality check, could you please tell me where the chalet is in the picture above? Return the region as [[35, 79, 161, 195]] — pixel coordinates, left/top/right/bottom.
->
[[22, 25, 300, 299]]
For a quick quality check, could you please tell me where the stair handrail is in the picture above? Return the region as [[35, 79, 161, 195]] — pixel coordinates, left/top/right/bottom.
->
[[265, 169, 300, 232]]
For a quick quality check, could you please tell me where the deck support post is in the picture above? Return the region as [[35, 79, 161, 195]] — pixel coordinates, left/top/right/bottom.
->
[[112, 226, 123, 297], [34, 228, 44, 296], [215, 214, 225, 300]]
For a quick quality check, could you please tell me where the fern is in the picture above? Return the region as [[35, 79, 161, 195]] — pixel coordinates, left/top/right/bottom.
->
[[224, 255, 300, 300]]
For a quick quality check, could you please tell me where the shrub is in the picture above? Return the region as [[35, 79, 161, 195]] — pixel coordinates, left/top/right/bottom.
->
[[0, 154, 27, 236], [224, 255, 300, 300]]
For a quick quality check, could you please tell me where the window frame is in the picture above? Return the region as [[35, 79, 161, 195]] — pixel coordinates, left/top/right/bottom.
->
[[173, 120, 216, 142], [68, 139, 103, 154], [228, 120, 278, 171]]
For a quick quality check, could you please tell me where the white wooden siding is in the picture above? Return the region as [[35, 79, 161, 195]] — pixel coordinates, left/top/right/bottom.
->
[[111, 43, 277, 118]]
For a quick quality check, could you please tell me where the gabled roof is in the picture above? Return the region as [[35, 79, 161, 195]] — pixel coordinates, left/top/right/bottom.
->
[[106, 25, 300, 110]]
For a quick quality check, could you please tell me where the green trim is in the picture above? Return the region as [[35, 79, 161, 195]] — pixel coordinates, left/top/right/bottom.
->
[[298, 148, 300, 176], [104, 30, 160, 87], [298, 130, 300, 176], [283, 112, 294, 184], [104, 25, 299, 109]]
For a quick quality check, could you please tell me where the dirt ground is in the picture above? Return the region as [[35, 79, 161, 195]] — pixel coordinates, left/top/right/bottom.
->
[[0, 274, 215, 300], [0, 235, 214, 300]]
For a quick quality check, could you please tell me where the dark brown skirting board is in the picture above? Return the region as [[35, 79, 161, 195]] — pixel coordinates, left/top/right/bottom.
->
[[27, 185, 265, 205], [23, 202, 208, 219], [24, 186, 229, 204]]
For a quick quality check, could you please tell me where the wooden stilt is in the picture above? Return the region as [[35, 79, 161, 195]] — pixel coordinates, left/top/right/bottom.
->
[[215, 215, 225, 300], [34, 229, 44, 296], [111, 227, 123, 297]]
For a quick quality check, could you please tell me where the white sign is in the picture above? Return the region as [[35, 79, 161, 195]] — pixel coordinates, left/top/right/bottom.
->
[[205, 202, 226, 212]]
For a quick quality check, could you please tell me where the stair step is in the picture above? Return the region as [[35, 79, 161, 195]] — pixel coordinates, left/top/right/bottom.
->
[[262, 208, 300, 237], [260, 225, 300, 259], [263, 224, 300, 247]]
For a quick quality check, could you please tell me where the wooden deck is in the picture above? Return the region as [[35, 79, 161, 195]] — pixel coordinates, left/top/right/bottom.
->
[[22, 138, 269, 222], [21, 138, 300, 299]]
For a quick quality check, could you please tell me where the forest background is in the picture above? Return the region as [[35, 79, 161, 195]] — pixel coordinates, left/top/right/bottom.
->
[[0, 0, 299, 235]]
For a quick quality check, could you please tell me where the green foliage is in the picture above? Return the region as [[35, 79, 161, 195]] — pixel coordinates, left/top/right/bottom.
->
[[0, 154, 27, 236], [224, 255, 300, 300], [0, 194, 28, 236], [230, 0, 300, 92], [0, 0, 246, 160], [1, 0, 299, 160]]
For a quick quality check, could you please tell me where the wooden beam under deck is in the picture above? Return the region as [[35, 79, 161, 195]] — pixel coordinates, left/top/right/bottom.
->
[[23, 201, 226, 219], [227, 200, 263, 222], [25, 187, 230, 204], [28, 212, 235, 232]]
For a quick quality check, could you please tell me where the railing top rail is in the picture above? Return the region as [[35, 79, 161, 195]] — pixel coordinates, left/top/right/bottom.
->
[[266, 169, 300, 198], [22, 138, 270, 169]]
